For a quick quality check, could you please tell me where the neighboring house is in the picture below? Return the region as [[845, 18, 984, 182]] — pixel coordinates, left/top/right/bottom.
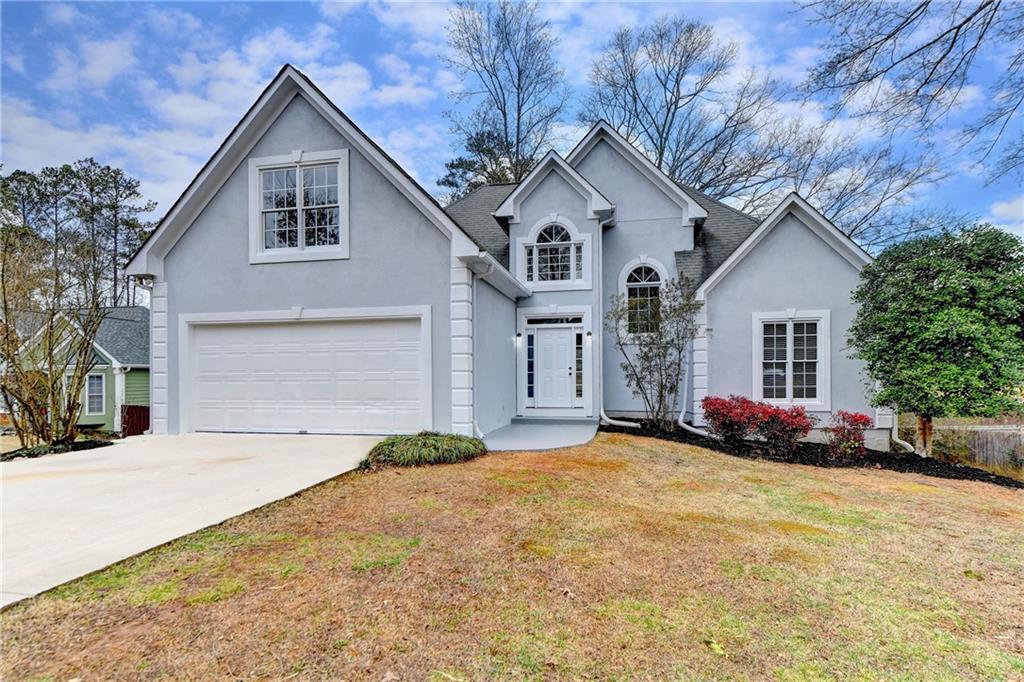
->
[[126, 65, 892, 448], [78, 307, 151, 433], [9, 307, 151, 433]]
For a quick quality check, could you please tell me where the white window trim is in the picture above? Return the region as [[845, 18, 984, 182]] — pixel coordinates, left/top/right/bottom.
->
[[514, 214, 592, 292], [85, 373, 106, 416], [751, 309, 831, 411], [247, 148, 350, 264], [516, 305, 594, 417], [617, 255, 669, 340]]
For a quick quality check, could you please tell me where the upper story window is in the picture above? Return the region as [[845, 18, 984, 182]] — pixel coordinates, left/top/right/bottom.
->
[[249, 149, 349, 264], [526, 225, 582, 283], [753, 310, 831, 410], [515, 216, 592, 291], [625, 265, 662, 334]]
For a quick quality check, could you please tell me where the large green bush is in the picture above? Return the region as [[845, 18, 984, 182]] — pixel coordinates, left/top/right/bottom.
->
[[360, 431, 487, 470]]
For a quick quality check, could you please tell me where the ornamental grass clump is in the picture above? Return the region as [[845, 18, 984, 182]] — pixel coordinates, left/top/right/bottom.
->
[[360, 431, 487, 470]]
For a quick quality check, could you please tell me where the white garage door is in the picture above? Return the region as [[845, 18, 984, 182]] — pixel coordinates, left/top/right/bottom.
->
[[189, 318, 428, 434]]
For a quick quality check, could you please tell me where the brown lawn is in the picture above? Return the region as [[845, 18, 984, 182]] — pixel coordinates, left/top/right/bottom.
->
[[3, 433, 1023, 680]]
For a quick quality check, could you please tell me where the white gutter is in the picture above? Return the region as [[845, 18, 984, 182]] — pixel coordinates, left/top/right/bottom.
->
[[457, 252, 532, 300]]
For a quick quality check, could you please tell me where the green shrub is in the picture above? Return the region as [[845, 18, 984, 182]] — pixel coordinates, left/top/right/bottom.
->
[[360, 431, 487, 470]]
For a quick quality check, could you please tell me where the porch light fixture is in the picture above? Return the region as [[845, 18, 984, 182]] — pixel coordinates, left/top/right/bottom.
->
[[516, 332, 523, 338], [586, 331, 592, 338]]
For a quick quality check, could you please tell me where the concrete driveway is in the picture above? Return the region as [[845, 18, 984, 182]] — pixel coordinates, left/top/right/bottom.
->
[[1, 433, 379, 608]]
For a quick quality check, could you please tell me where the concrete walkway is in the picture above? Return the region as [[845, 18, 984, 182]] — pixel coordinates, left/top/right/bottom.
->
[[484, 421, 598, 451], [1, 433, 378, 608]]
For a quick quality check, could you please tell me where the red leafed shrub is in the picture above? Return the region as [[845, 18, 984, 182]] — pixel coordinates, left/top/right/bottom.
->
[[755, 405, 815, 455], [824, 410, 874, 458], [701, 395, 816, 454], [701, 395, 761, 445]]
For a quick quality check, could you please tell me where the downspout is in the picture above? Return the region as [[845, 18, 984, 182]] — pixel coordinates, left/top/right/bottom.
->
[[891, 419, 915, 453], [131, 275, 155, 434], [677, 340, 711, 437], [595, 211, 640, 429]]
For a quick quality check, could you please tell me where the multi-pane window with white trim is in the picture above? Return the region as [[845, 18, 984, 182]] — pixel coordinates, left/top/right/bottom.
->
[[85, 373, 105, 415], [516, 217, 592, 291], [625, 265, 662, 334], [752, 310, 831, 409], [525, 225, 581, 283], [248, 149, 350, 264]]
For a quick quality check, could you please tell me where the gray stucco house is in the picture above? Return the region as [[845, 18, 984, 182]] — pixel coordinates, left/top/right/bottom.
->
[[127, 65, 892, 448]]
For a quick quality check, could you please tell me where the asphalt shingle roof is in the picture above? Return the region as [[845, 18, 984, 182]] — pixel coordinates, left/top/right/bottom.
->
[[443, 184, 517, 267], [442, 179, 760, 286], [674, 184, 760, 288], [92, 306, 150, 366]]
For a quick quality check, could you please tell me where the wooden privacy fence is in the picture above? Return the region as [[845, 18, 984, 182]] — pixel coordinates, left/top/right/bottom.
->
[[121, 404, 149, 437], [933, 424, 1024, 474]]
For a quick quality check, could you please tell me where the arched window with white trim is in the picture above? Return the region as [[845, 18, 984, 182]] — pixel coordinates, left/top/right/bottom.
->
[[625, 264, 663, 333], [525, 224, 583, 283]]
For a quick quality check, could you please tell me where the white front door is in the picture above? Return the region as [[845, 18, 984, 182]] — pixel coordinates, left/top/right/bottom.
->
[[536, 327, 574, 408]]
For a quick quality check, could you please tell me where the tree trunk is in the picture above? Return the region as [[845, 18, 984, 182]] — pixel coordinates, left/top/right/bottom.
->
[[915, 414, 933, 457]]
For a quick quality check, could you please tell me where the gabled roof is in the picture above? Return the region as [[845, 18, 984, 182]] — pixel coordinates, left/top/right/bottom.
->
[[675, 188, 759, 287], [11, 306, 150, 367], [92, 306, 150, 366], [694, 192, 872, 301], [494, 151, 613, 224], [444, 183, 517, 267], [565, 121, 708, 224], [127, 65, 480, 279]]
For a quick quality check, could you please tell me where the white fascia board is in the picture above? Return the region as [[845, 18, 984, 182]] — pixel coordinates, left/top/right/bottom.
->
[[128, 66, 481, 279], [458, 252, 533, 300], [494, 151, 613, 224], [695, 192, 873, 302], [565, 121, 708, 224]]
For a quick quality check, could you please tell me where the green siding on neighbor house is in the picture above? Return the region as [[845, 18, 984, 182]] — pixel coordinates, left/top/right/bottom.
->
[[124, 369, 150, 406], [77, 364, 116, 432]]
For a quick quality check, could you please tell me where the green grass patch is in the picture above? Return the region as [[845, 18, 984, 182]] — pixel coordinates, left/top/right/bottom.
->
[[186, 577, 246, 605], [128, 579, 180, 606], [360, 431, 486, 470], [338, 532, 422, 572]]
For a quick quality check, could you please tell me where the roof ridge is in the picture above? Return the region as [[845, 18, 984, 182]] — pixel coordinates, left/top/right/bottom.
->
[[677, 181, 759, 224]]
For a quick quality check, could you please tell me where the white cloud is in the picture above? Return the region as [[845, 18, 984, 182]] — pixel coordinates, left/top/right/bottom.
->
[[43, 36, 137, 92], [369, 0, 450, 39], [145, 6, 203, 36], [986, 194, 1024, 237], [44, 2, 84, 25], [304, 61, 375, 110], [319, 1, 362, 20], [4, 52, 25, 75]]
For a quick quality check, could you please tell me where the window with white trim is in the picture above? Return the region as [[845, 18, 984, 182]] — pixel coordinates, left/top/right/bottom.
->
[[249, 150, 349, 264], [525, 225, 583, 283], [86, 374, 104, 415], [753, 311, 829, 407], [625, 265, 662, 334]]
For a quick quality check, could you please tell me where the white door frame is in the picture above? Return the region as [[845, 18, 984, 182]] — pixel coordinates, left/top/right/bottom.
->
[[177, 305, 432, 434], [516, 305, 593, 417]]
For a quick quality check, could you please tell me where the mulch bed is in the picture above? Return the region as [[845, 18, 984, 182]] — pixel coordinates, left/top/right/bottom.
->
[[600, 422, 1024, 490], [0, 439, 113, 463]]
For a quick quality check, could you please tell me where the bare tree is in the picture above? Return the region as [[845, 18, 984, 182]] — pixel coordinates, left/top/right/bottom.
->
[[0, 162, 148, 447], [581, 16, 946, 243], [801, 0, 1024, 180], [443, 0, 569, 197], [605, 278, 702, 425]]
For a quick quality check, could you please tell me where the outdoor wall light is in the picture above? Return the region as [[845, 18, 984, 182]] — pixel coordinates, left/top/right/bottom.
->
[[586, 331, 593, 338], [516, 332, 523, 338]]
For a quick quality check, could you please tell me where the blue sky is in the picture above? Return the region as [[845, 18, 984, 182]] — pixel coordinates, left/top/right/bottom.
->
[[1, 1, 1021, 236]]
